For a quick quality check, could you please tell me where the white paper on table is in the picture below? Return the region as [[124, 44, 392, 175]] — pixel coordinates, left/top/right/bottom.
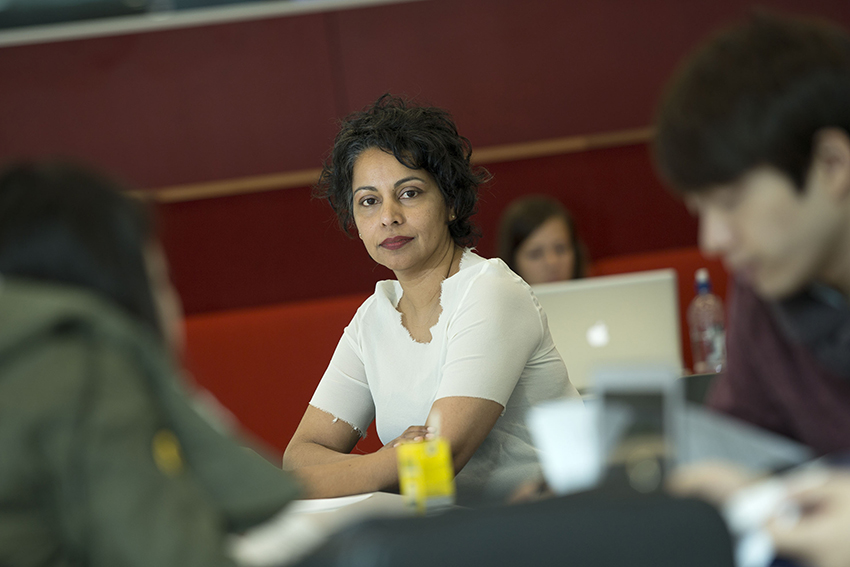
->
[[285, 493, 373, 515], [527, 398, 603, 495], [228, 492, 409, 566], [227, 505, 330, 567]]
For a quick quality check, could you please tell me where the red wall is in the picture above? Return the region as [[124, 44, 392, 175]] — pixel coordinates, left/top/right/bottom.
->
[[1, 0, 848, 313]]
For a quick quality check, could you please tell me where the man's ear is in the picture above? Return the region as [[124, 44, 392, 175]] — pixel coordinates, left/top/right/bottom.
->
[[811, 127, 850, 200]]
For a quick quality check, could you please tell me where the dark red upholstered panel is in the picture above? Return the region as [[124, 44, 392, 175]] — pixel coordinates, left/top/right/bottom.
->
[[591, 246, 729, 373], [333, 0, 850, 147], [0, 15, 339, 187], [1, 0, 848, 189]]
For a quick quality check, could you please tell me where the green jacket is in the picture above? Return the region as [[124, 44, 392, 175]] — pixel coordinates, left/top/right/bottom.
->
[[0, 279, 300, 567]]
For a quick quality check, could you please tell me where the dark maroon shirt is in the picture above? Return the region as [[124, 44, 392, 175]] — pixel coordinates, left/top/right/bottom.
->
[[709, 279, 850, 456]]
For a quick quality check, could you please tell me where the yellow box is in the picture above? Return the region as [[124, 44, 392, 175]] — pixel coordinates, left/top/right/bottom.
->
[[397, 437, 456, 514]]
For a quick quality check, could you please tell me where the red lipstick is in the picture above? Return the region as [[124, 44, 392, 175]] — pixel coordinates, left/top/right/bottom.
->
[[381, 236, 413, 250]]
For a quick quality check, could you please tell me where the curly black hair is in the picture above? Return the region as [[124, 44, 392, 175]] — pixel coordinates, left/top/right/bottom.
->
[[654, 12, 850, 193], [314, 94, 490, 248]]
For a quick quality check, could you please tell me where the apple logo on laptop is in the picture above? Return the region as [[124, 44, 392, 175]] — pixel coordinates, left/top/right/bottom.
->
[[586, 320, 609, 348]]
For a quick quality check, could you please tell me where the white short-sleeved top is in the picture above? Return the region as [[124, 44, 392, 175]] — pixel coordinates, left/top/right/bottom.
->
[[310, 249, 576, 504]]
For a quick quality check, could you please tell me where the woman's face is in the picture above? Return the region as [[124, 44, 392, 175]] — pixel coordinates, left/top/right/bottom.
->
[[514, 216, 576, 284], [351, 147, 455, 278]]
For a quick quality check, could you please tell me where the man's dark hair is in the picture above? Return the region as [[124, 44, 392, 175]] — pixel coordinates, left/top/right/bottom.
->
[[654, 12, 850, 193], [0, 161, 162, 337], [314, 94, 490, 248]]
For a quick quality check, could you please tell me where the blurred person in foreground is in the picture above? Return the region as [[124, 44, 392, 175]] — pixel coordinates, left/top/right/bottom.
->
[[283, 95, 577, 506], [653, 12, 850, 567], [0, 161, 301, 567], [497, 195, 587, 285]]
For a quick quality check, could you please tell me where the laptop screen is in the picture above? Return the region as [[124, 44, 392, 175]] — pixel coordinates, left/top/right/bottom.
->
[[531, 269, 683, 392]]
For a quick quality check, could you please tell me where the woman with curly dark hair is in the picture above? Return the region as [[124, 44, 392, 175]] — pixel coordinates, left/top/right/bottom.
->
[[283, 95, 576, 506]]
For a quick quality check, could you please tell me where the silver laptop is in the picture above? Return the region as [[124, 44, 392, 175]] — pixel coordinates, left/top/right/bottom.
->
[[532, 269, 683, 392]]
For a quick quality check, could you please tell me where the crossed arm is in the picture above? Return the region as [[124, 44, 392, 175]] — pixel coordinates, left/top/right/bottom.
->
[[282, 396, 503, 498]]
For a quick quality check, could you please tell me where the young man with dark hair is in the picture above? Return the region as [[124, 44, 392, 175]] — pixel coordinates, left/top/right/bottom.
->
[[657, 13, 850, 567], [655, 12, 850, 456]]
